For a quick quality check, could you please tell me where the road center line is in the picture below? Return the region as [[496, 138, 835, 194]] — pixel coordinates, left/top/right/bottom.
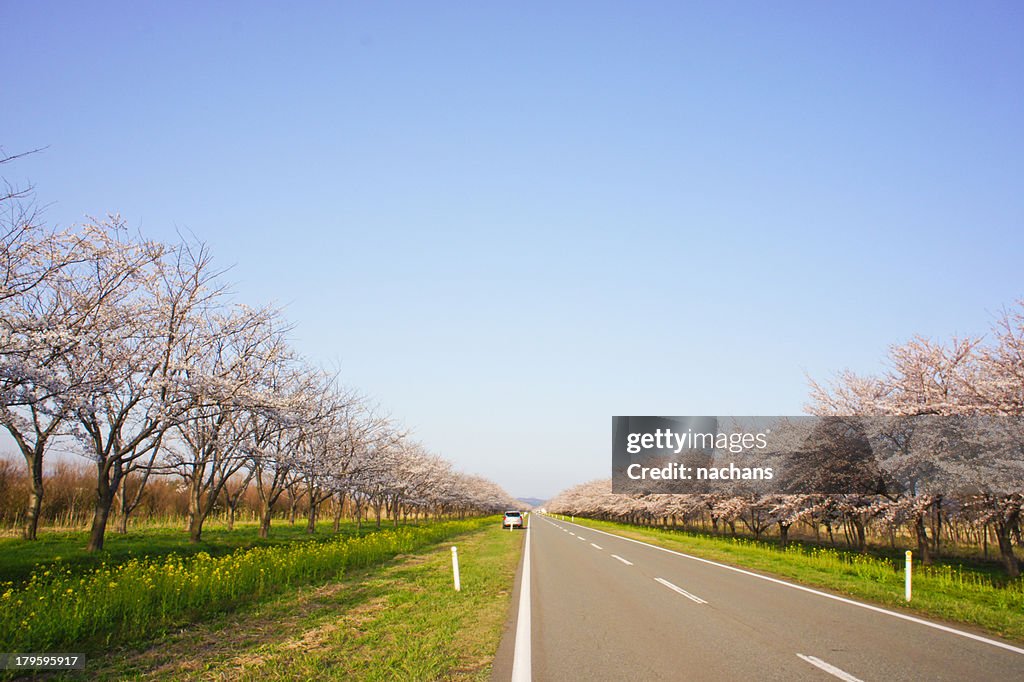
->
[[560, 519, 1024, 656], [511, 523, 531, 682], [655, 577, 708, 604], [591, 543, 603, 550], [611, 554, 633, 566], [796, 654, 863, 682], [576, 536, 586, 541]]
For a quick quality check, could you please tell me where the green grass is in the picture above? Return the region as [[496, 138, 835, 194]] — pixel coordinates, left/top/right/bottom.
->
[[0, 517, 497, 660], [565, 516, 1024, 643], [68, 522, 523, 681], [0, 519, 384, 587]]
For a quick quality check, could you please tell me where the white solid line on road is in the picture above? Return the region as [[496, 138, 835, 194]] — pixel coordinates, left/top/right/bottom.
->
[[511, 523, 531, 682], [563, 520, 1024, 656], [655, 577, 708, 604], [591, 543, 603, 550], [611, 554, 634, 566], [796, 654, 863, 682]]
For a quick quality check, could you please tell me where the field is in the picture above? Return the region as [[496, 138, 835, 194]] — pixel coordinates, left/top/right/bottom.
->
[[564, 516, 1024, 642], [79, 523, 523, 680], [0, 517, 523, 680], [0, 520, 379, 587]]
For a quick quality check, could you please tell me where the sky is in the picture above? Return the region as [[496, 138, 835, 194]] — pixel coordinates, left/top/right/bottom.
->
[[2, 2, 1023, 500]]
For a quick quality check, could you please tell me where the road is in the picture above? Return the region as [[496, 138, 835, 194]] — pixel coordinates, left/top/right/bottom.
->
[[491, 514, 1024, 681]]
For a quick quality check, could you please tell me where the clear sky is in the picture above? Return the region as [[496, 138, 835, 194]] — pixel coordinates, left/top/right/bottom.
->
[[3, 2, 1022, 500]]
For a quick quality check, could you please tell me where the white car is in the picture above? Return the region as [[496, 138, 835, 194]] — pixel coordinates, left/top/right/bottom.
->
[[502, 511, 524, 529]]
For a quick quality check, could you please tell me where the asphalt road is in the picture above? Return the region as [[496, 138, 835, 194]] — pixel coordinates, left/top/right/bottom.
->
[[491, 514, 1024, 681]]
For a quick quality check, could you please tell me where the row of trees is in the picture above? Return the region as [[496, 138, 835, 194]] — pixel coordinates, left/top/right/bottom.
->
[[551, 301, 1024, 576], [0, 454, 510, 534], [549, 479, 1018, 568], [1, 152, 517, 550]]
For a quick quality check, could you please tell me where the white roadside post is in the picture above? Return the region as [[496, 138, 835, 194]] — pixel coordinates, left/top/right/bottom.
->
[[905, 550, 912, 602], [452, 546, 461, 592]]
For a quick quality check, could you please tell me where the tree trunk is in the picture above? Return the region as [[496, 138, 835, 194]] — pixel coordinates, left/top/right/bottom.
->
[[853, 517, 867, 553], [259, 509, 272, 538], [778, 522, 791, 548], [915, 514, 932, 565], [307, 502, 318, 534], [187, 483, 206, 543], [188, 513, 204, 543], [995, 515, 1021, 578], [305, 503, 317, 532], [22, 455, 44, 541], [87, 487, 115, 552], [334, 492, 347, 533]]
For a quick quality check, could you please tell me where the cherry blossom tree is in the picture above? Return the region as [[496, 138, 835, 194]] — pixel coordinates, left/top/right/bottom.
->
[[72, 235, 224, 552], [167, 303, 288, 542], [1, 218, 163, 540]]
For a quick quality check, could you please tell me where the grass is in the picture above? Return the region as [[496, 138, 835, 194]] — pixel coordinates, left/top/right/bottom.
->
[[0, 517, 498, 659], [0, 519, 385, 587], [63, 522, 523, 681], [564, 516, 1024, 643]]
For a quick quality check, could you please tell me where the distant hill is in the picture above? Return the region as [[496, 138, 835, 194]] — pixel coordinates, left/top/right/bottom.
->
[[516, 497, 546, 509]]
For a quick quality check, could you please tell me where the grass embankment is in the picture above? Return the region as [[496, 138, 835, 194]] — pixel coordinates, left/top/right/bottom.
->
[[71, 522, 522, 681], [0, 517, 500, 659], [0, 520, 379, 587], [565, 516, 1024, 642]]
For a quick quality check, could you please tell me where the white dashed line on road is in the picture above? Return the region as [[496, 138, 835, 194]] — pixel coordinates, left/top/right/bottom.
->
[[590, 543, 603, 550], [611, 555, 633, 566], [566, 519, 1024, 656], [655, 577, 707, 604], [796, 654, 863, 682]]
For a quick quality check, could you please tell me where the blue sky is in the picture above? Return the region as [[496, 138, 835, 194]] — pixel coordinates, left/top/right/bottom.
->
[[2, 2, 1022, 499]]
